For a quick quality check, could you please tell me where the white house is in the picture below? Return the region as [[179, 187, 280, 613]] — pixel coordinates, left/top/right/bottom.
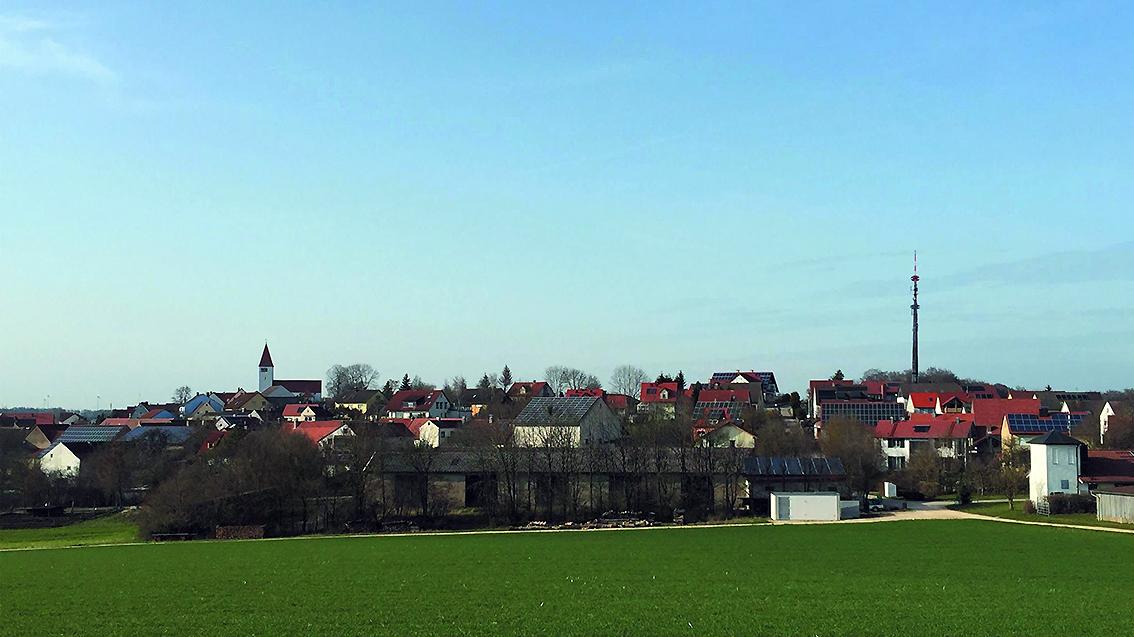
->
[[37, 442, 98, 477], [1061, 400, 1118, 445], [384, 389, 456, 420], [512, 396, 622, 447], [1028, 430, 1084, 505]]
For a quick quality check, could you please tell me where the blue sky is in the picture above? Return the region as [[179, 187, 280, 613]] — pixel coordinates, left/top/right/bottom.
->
[[2, 2, 1133, 408]]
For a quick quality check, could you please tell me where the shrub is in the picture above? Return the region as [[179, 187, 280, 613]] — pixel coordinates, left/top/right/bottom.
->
[[1023, 500, 1037, 515], [1047, 493, 1096, 515]]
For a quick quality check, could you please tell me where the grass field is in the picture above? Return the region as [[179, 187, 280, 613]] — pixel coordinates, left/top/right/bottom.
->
[[2, 520, 1134, 636], [0, 514, 138, 550], [956, 501, 1134, 530]]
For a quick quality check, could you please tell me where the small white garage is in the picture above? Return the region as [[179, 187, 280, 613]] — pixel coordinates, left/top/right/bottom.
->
[[770, 492, 842, 521]]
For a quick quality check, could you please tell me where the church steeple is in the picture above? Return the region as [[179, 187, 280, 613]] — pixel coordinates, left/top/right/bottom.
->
[[258, 343, 274, 391], [259, 343, 274, 368]]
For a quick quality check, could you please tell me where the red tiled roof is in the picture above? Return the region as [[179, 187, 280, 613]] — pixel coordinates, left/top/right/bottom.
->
[[286, 420, 347, 444], [603, 393, 634, 410], [908, 392, 939, 409], [565, 388, 604, 398], [971, 398, 1040, 433], [199, 430, 228, 453], [507, 382, 552, 398], [694, 388, 748, 403], [282, 404, 317, 418], [640, 382, 679, 404], [386, 389, 444, 413], [1, 412, 57, 426], [875, 413, 975, 439]]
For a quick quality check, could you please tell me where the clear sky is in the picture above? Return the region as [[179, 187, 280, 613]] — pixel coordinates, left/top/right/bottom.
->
[[3, 2, 1133, 409]]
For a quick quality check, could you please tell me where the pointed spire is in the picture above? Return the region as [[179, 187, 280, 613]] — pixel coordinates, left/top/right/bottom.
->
[[259, 343, 274, 368]]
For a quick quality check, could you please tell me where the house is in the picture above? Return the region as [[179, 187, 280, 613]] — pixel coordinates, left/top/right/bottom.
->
[[257, 343, 323, 400], [1001, 412, 1086, 447], [817, 400, 906, 425], [638, 382, 680, 418], [24, 424, 66, 450], [334, 389, 384, 417], [513, 396, 622, 446], [1061, 399, 1119, 445], [181, 394, 224, 420], [565, 388, 638, 417], [694, 422, 756, 448], [708, 370, 779, 406], [283, 404, 322, 424], [225, 391, 270, 413], [384, 389, 455, 420], [285, 420, 354, 448], [199, 429, 229, 453], [1078, 450, 1134, 492], [1028, 431, 1084, 504], [507, 381, 554, 399], [905, 392, 939, 415], [215, 413, 262, 430], [0, 411, 56, 428], [970, 397, 1040, 438], [36, 442, 101, 477], [403, 417, 466, 447], [460, 387, 509, 417], [875, 413, 975, 470]]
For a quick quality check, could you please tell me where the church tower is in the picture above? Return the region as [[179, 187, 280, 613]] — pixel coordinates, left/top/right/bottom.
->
[[258, 343, 275, 392]]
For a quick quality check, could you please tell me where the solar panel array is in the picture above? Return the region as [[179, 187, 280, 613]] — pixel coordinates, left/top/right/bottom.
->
[[743, 456, 846, 477], [121, 426, 194, 444], [58, 425, 125, 443], [820, 401, 907, 424], [1005, 412, 1085, 434], [514, 396, 600, 425], [709, 371, 779, 396], [694, 400, 739, 421]]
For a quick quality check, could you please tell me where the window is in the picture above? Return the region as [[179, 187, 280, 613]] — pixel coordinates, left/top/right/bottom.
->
[[1053, 450, 1060, 464], [1060, 480, 1070, 490]]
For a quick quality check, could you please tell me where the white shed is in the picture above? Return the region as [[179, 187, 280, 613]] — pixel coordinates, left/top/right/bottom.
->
[[770, 492, 841, 521]]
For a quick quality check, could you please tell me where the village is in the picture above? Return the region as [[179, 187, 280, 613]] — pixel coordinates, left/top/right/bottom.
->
[[3, 340, 1133, 538]]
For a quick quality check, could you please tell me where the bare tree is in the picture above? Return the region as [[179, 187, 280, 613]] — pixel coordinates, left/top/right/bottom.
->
[[545, 366, 601, 394], [326, 364, 379, 398], [610, 365, 648, 398], [444, 376, 468, 406], [172, 386, 193, 404], [820, 416, 885, 507], [999, 436, 1029, 510]]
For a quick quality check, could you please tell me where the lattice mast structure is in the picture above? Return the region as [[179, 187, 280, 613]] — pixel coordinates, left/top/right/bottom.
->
[[911, 252, 920, 384]]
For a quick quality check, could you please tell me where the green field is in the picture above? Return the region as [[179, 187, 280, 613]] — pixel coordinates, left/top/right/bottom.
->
[[2, 520, 1133, 636], [0, 514, 138, 551], [956, 501, 1134, 531]]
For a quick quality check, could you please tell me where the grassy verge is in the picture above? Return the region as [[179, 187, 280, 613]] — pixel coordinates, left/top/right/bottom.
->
[[952, 501, 1134, 531], [2, 520, 1134, 635], [0, 513, 139, 550]]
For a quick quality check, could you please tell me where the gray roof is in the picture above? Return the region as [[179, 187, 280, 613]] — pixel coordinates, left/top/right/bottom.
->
[[514, 396, 600, 426], [1029, 430, 1083, 446], [120, 426, 195, 444], [336, 389, 382, 404], [742, 456, 846, 478]]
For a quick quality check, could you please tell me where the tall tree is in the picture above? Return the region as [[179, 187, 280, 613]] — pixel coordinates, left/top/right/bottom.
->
[[172, 386, 193, 404], [609, 365, 648, 398], [410, 375, 434, 391], [501, 365, 512, 389], [998, 436, 1029, 510], [674, 371, 686, 392], [478, 374, 492, 390], [400, 374, 412, 391], [326, 363, 379, 398]]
